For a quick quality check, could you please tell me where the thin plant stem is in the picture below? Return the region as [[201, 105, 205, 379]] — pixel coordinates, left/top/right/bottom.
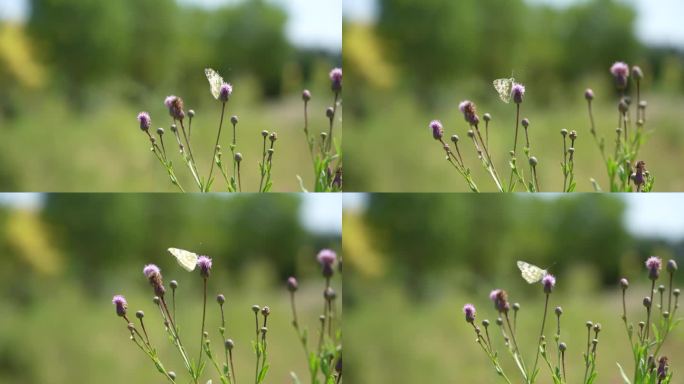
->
[[582, 325, 591, 384], [532, 293, 550, 375], [326, 92, 340, 153], [644, 280, 655, 342], [258, 135, 267, 191], [508, 104, 521, 191], [303, 100, 313, 161], [504, 312, 527, 377], [208, 102, 227, 185], [198, 278, 208, 367]]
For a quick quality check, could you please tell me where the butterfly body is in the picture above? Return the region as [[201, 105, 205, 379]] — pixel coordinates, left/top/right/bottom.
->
[[205, 68, 225, 100], [493, 77, 516, 103], [168, 247, 199, 272], [517, 260, 548, 283]]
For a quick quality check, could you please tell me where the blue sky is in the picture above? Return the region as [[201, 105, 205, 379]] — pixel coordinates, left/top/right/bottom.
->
[[344, 0, 684, 48], [0, 0, 342, 51]]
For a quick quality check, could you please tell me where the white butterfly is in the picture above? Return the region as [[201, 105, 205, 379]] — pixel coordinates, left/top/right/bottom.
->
[[205, 68, 225, 100], [493, 77, 516, 103], [517, 260, 548, 284], [168, 247, 199, 272]]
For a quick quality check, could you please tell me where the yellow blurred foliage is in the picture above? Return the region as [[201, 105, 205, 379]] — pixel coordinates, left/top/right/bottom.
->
[[343, 23, 396, 89], [0, 23, 45, 88], [342, 212, 384, 278], [6, 209, 63, 276]]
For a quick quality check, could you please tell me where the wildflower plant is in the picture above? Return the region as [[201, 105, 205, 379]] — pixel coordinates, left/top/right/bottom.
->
[[297, 68, 343, 192], [111, 253, 273, 384], [287, 249, 343, 384], [616, 257, 680, 384], [428, 62, 654, 192], [463, 257, 681, 384], [137, 67, 343, 192]]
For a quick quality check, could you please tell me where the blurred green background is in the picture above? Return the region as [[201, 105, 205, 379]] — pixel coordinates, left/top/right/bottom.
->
[[343, 193, 684, 383], [343, 0, 684, 191], [0, 0, 341, 191], [0, 193, 342, 383]]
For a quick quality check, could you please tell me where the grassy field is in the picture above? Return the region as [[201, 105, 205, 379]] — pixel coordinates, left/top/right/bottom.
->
[[0, 79, 341, 192], [345, 276, 684, 383], [345, 86, 684, 192], [0, 264, 341, 384]]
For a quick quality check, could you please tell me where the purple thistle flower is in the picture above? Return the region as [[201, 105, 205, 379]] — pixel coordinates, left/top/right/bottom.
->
[[511, 83, 525, 104], [458, 100, 479, 126], [658, 356, 669, 379], [317, 249, 337, 266], [330, 68, 342, 92], [112, 295, 128, 317], [542, 274, 556, 293], [610, 62, 630, 90], [197, 255, 212, 278], [287, 276, 298, 292], [164, 95, 185, 120], [463, 303, 476, 323], [646, 256, 662, 280], [219, 83, 233, 103], [143, 264, 166, 297], [489, 289, 510, 313], [137, 112, 151, 131], [317, 249, 337, 278], [584, 88, 594, 101], [429, 120, 443, 140]]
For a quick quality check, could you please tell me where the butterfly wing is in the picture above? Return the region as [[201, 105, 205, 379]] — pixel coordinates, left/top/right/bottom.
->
[[168, 247, 198, 272], [493, 78, 514, 103], [517, 260, 547, 284], [204, 68, 224, 100]]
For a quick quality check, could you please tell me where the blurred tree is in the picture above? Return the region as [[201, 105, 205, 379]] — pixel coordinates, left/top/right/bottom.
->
[[27, 0, 132, 101], [363, 195, 630, 294], [124, 0, 180, 90], [39, 194, 308, 291], [207, 0, 292, 98]]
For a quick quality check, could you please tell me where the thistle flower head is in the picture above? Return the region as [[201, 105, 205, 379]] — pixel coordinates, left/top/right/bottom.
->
[[463, 303, 476, 323], [458, 100, 479, 126], [610, 62, 630, 90], [137, 112, 151, 131], [483, 113, 491, 122], [330, 68, 342, 92], [112, 295, 127, 317], [620, 278, 629, 289], [231, 115, 239, 125], [667, 259, 678, 273], [219, 83, 233, 103], [217, 294, 225, 305], [511, 83, 525, 104], [555, 306, 563, 316], [632, 66, 643, 80], [317, 249, 337, 271], [646, 256, 662, 280], [136, 310, 144, 319], [584, 88, 594, 101], [559, 342, 567, 352], [643, 296, 652, 309], [143, 264, 165, 297], [197, 255, 212, 278], [164, 95, 185, 120], [429, 120, 443, 140], [302, 89, 311, 102], [542, 274, 556, 293], [521, 118, 529, 128], [489, 289, 510, 313], [658, 356, 669, 379], [287, 276, 298, 292]]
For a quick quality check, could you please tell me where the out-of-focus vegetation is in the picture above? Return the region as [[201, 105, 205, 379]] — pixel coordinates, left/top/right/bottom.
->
[[343, 194, 684, 383], [0, 0, 341, 191], [344, 0, 684, 191], [0, 194, 341, 383]]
